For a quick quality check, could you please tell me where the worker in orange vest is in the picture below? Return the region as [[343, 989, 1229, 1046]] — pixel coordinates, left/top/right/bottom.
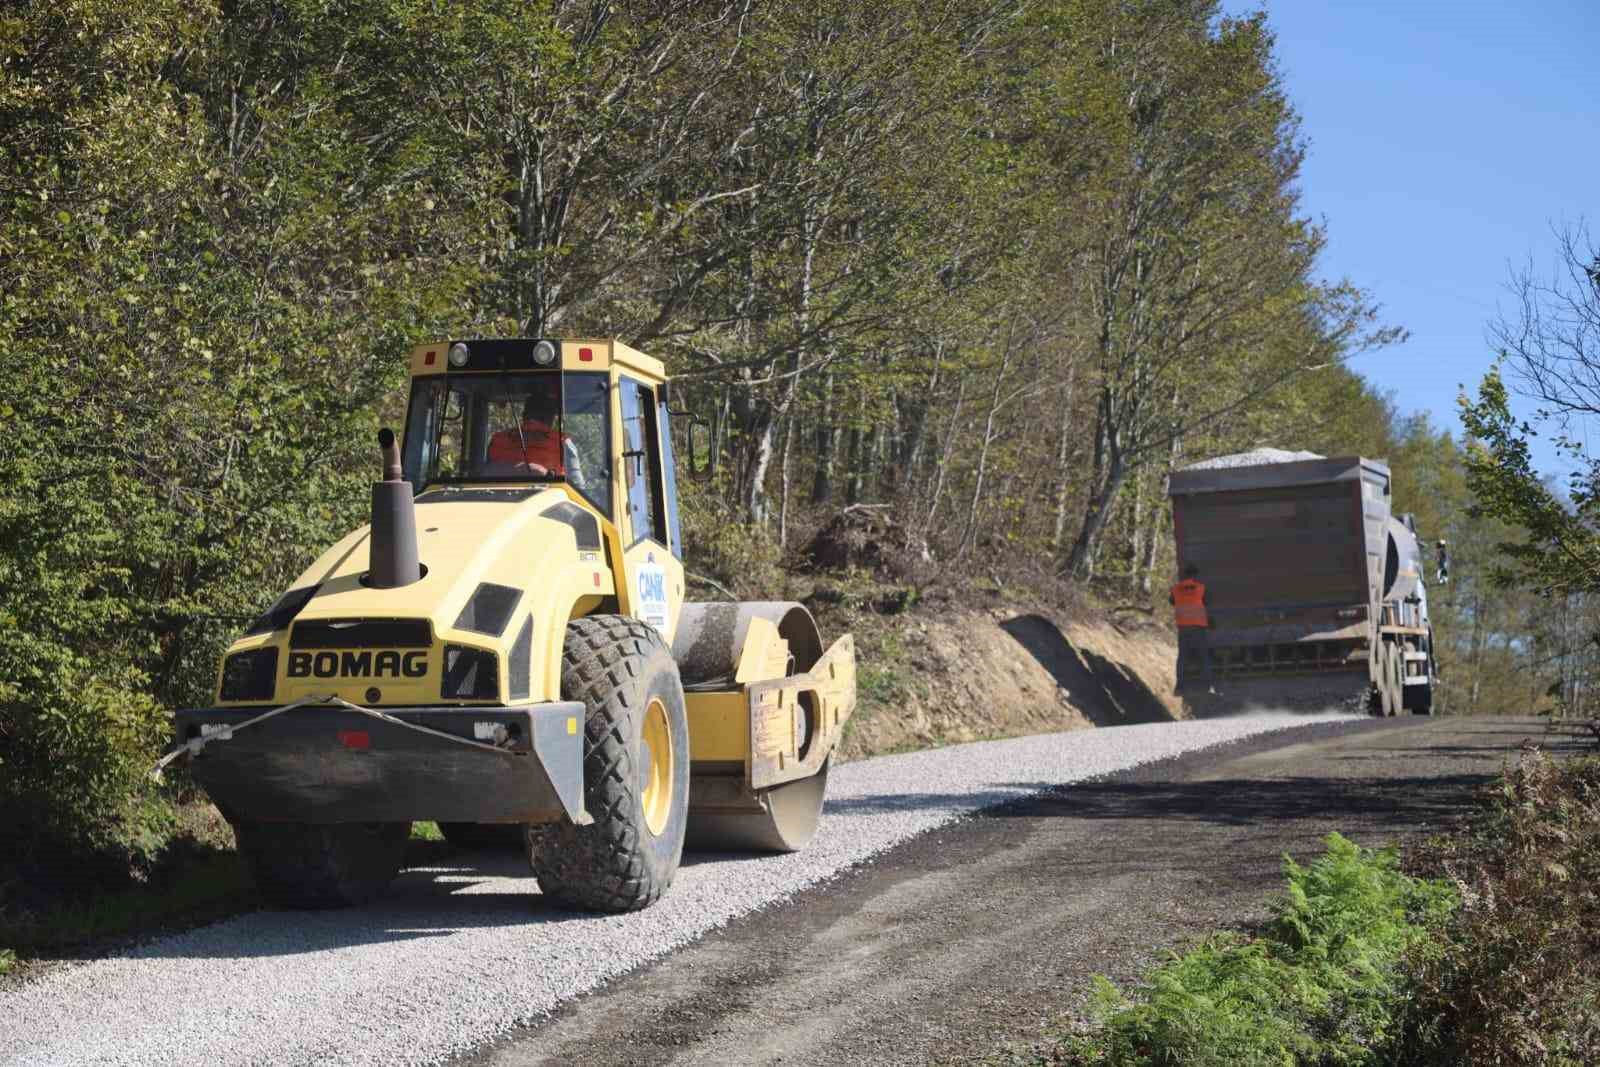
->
[[1170, 563, 1215, 695], [486, 377, 586, 491]]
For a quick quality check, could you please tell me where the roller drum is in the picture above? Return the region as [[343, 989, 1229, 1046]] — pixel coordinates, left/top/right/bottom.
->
[[685, 760, 830, 853]]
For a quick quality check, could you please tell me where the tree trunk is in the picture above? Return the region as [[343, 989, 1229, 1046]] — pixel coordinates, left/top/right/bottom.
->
[[812, 370, 836, 504], [1467, 589, 1484, 713], [845, 426, 864, 505], [742, 407, 777, 525], [923, 374, 967, 535], [958, 347, 1013, 558], [1049, 362, 1080, 553], [1128, 473, 1146, 587], [900, 344, 943, 489], [1065, 402, 1125, 580], [778, 412, 795, 549], [1137, 484, 1163, 597]]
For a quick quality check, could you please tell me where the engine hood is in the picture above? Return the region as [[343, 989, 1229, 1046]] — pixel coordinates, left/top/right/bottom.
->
[[286, 487, 571, 625], [219, 485, 616, 706]]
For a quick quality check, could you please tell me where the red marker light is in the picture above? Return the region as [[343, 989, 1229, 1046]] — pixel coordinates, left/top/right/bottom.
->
[[578, 347, 594, 362], [424, 350, 437, 366], [338, 730, 371, 750], [593, 571, 601, 587]]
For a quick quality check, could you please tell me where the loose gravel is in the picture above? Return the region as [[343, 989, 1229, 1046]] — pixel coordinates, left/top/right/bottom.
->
[[0, 713, 1354, 1066]]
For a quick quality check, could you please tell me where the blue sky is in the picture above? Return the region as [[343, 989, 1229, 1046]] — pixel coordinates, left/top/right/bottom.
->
[[1231, 1, 1597, 475]]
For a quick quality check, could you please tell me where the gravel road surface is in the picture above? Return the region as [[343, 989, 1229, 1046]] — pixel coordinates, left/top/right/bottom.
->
[[0, 714, 1355, 1066], [474, 716, 1573, 1066]]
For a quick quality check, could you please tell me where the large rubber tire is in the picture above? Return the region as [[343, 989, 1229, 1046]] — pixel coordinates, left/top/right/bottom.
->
[[232, 820, 411, 909], [528, 615, 690, 913], [1373, 643, 1396, 717], [439, 822, 525, 851], [1388, 642, 1406, 717]]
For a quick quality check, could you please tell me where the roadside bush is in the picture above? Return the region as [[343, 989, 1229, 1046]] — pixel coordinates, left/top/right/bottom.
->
[[1392, 753, 1600, 1066], [1052, 833, 1456, 1067], [677, 474, 786, 599]]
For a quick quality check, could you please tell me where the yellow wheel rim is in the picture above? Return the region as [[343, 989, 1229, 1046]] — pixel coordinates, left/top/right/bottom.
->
[[640, 696, 674, 837]]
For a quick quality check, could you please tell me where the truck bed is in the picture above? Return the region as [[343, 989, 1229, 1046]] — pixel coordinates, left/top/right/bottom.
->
[[1169, 455, 1391, 677]]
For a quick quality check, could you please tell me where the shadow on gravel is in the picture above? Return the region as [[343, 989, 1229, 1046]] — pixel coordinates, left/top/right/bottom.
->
[[999, 614, 1174, 726], [824, 783, 1062, 815], [822, 766, 1497, 830], [1034, 774, 1491, 830], [128, 887, 602, 959]]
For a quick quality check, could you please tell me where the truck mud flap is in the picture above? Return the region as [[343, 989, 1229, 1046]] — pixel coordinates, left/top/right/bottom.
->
[[169, 700, 587, 825], [1183, 671, 1371, 717]]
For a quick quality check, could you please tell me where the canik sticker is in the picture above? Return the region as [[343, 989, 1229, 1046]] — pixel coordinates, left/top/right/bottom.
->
[[636, 562, 669, 633]]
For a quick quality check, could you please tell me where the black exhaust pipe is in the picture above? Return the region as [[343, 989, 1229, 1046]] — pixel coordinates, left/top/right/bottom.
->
[[368, 427, 421, 589]]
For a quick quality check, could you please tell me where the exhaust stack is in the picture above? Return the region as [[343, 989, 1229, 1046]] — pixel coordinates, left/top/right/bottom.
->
[[368, 427, 421, 589]]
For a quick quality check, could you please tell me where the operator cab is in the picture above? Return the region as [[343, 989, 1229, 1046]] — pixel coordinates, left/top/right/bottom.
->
[[399, 339, 685, 612], [402, 359, 613, 515]]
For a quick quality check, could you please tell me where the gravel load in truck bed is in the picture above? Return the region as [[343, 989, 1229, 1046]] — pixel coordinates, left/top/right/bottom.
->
[[0, 713, 1355, 1067], [1180, 447, 1324, 470]]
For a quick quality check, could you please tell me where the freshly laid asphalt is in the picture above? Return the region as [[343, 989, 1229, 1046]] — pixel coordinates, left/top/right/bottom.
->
[[0, 713, 1367, 1066], [466, 716, 1575, 1066]]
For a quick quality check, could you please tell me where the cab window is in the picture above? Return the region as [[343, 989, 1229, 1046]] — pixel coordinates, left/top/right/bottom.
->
[[619, 378, 667, 547], [657, 394, 683, 559], [400, 371, 611, 515]]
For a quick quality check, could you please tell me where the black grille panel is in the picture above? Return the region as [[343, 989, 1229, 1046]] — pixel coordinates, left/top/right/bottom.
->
[[542, 501, 602, 550], [454, 583, 522, 637], [442, 646, 499, 701], [291, 619, 432, 649], [220, 648, 278, 702], [508, 617, 532, 700]]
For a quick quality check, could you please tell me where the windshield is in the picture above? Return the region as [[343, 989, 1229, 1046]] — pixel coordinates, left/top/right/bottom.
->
[[401, 371, 612, 514]]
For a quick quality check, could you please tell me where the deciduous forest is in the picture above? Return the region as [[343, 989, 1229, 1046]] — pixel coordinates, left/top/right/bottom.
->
[[0, 2, 1578, 871]]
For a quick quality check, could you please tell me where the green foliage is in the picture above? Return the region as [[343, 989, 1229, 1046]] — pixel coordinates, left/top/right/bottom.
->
[[1459, 369, 1600, 594], [677, 472, 785, 599], [1054, 834, 1456, 1067], [2, 850, 251, 952], [0, 0, 1425, 886], [1393, 753, 1600, 1066], [0, 0, 473, 874]]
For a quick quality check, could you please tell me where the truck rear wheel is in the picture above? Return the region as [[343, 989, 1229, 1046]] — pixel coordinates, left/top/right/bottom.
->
[[528, 615, 689, 913], [1372, 643, 1400, 716], [232, 820, 411, 909], [1388, 642, 1406, 716]]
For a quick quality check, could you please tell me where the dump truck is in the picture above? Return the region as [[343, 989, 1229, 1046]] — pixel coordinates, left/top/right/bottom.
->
[[1167, 449, 1438, 716], [162, 338, 855, 913]]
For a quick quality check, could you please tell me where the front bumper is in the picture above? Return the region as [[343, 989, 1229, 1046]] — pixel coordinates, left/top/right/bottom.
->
[[171, 701, 587, 825]]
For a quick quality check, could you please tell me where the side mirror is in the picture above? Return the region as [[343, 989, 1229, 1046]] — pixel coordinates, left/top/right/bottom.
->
[[677, 413, 708, 479], [1435, 539, 1450, 584], [663, 381, 707, 479]]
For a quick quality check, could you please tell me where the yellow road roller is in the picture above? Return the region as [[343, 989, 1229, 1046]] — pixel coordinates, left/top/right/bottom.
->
[[168, 338, 856, 913]]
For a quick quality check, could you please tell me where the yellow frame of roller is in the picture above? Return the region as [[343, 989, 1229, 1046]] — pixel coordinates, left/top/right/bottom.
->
[[207, 337, 855, 853]]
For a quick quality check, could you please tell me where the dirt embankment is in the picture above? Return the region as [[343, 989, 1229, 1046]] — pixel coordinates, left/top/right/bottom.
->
[[792, 502, 1184, 759], [838, 605, 1183, 760]]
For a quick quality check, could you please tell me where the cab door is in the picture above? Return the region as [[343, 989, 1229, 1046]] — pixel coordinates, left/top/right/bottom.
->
[[617, 375, 685, 645]]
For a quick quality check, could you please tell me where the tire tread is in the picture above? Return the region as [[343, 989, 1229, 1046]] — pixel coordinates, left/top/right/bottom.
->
[[529, 615, 685, 912]]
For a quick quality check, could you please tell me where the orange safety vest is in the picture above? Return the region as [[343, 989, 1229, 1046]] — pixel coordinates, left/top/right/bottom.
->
[[1171, 579, 1209, 628], [488, 419, 566, 472]]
